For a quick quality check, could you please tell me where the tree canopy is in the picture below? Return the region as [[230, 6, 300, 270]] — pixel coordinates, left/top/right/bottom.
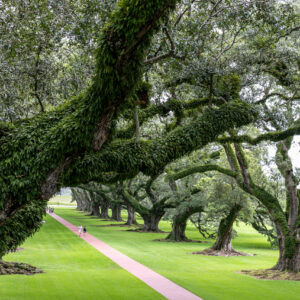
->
[[1, 0, 299, 272]]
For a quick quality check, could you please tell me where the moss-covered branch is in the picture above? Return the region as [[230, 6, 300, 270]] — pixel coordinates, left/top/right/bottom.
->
[[121, 189, 149, 216], [218, 125, 300, 145], [63, 102, 257, 184], [0, 0, 181, 255], [0, 0, 180, 220], [115, 97, 223, 139], [168, 164, 236, 181]]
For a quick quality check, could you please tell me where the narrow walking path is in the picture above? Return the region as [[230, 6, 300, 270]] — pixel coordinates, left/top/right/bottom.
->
[[48, 212, 202, 300]]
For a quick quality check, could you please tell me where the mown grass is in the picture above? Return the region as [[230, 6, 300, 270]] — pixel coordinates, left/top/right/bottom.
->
[[0, 215, 163, 300], [55, 208, 300, 300], [48, 195, 74, 206]]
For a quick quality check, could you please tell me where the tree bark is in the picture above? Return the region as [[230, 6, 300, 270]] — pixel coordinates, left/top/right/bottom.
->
[[81, 200, 91, 212], [274, 244, 300, 272], [75, 199, 83, 211], [81, 190, 91, 212], [90, 201, 100, 217], [112, 205, 122, 221], [125, 205, 138, 225], [210, 204, 242, 252], [100, 200, 110, 219], [142, 212, 165, 232], [166, 202, 203, 241], [71, 188, 83, 210], [233, 143, 300, 270], [167, 219, 188, 241], [271, 220, 300, 272]]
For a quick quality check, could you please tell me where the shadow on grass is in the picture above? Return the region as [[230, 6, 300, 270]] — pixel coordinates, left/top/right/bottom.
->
[[153, 238, 210, 243]]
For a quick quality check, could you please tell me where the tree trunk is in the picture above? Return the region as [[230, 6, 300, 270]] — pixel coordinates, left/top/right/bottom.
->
[[142, 212, 164, 232], [71, 188, 83, 210], [125, 205, 138, 225], [112, 205, 122, 221], [100, 200, 110, 219], [211, 229, 234, 252], [273, 243, 300, 272], [210, 204, 242, 252], [166, 202, 203, 241], [90, 201, 100, 217], [75, 199, 83, 210], [81, 200, 91, 212], [271, 221, 300, 272], [167, 220, 188, 241]]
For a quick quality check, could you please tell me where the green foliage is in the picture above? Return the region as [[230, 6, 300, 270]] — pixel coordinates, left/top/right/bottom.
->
[[115, 96, 219, 140], [0, 0, 180, 255], [216, 74, 241, 101], [135, 81, 152, 108], [1, 0, 298, 269], [0, 200, 46, 259], [65, 101, 257, 184]]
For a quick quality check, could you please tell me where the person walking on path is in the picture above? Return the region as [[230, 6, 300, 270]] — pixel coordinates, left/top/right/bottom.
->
[[78, 225, 82, 236], [83, 225, 87, 235]]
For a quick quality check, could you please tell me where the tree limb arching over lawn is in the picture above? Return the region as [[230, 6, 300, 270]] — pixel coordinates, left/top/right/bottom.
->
[[0, 0, 182, 257], [0, 0, 256, 258], [1, 0, 299, 276]]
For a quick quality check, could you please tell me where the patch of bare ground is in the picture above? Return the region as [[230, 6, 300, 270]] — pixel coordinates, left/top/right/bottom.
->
[[192, 248, 254, 257], [0, 261, 43, 276], [239, 269, 300, 281]]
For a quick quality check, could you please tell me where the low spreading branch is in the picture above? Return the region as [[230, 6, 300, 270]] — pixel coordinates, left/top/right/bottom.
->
[[218, 125, 300, 145], [63, 102, 257, 185]]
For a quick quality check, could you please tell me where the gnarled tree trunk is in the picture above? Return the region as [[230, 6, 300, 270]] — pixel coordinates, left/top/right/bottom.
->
[[271, 221, 300, 272], [210, 204, 242, 252], [112, 205, 122, 221], [81, 199, 91, 212], [166, 202, 203, 241], [125, 205, 138, 225], [142, 212, 165, 232], [167, 220, 188, 241], [274, 245, 300, 272], [100, 199, 110, 219], [90, 201, 100, 217]]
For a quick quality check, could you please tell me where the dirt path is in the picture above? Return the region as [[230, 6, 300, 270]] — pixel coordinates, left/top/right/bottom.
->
[[48, 212, 203, 300]]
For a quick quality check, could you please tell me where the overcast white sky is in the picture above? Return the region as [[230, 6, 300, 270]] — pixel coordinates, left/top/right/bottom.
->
[[268, 135, 300, 169]]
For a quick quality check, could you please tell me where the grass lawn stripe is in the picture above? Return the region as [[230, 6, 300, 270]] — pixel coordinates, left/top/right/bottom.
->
[[48, 212, 202, 300], [0, 215, 164, 300], [55, 208, 300, 300]]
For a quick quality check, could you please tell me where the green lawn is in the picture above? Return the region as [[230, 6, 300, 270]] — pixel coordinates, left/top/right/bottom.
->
[[48, 195, 74, 206], [0, 215, 163, 300], [54, 208, 300, 300], [1, 208, 299, 300]]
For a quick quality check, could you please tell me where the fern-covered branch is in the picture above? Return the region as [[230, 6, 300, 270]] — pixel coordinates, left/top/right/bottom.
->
[[218, 125, 300, 145], [168, 164, 236, 181], [63, 102, 257, 185]]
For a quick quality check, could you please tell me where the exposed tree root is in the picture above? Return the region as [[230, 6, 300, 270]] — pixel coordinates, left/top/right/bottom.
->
[[192, 248, 254, 257], [0, 261, 43, 276], [240, 269, 300, 281]]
